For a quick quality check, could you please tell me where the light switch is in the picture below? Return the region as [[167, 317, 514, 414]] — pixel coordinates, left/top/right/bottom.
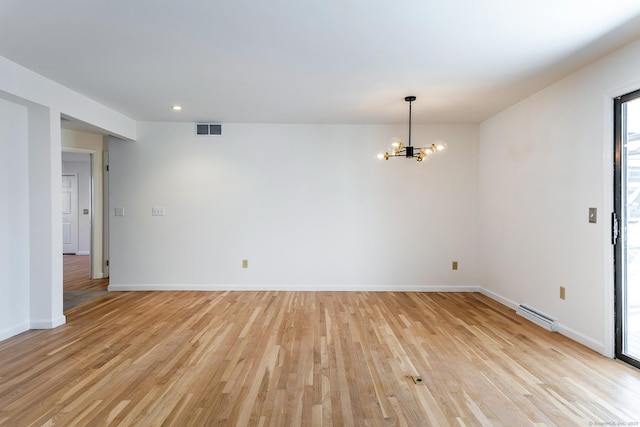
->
[[588, 207, 597, 224], [115, 207, 125, 216], [152, 207, 165, 216]]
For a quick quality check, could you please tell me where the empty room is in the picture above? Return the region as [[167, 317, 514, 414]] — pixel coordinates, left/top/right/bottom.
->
[[2, 1, 640, 425]]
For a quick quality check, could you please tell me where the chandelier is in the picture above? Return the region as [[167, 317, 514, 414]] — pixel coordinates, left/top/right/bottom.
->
[[377, 96, 446, 162]]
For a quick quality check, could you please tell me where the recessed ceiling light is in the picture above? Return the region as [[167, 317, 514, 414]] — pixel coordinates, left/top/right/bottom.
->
[[171, 105, 182, 111]]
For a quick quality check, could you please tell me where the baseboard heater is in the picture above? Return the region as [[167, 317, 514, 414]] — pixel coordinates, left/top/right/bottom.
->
[[516, 304, 558, 332]]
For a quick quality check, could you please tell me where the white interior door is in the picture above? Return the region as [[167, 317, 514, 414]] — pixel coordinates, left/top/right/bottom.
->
[[62, 174, 78, 254]]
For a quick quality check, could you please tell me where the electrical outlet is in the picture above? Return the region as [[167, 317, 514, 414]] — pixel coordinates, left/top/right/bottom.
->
[[242, 259, 248, 268], [452, 261, 458, 270], [152, 207, 165, 216], [560, 286, 566, 300]]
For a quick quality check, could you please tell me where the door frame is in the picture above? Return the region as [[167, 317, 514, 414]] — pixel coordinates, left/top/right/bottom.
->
[[613, 88, 640, 369], [61, 147, 103, 279]]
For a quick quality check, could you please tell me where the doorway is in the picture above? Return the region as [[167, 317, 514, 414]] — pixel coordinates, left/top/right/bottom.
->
[[614, 88, 640, 369], [61, 150, 108, 309]]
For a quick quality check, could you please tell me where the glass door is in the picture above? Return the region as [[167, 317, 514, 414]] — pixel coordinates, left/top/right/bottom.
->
[[614, 89, 640, 369]]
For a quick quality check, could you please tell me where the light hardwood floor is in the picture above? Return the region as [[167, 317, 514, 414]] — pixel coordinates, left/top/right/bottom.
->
[[1, 291, 640, 426], [63, 255, 108, 291]]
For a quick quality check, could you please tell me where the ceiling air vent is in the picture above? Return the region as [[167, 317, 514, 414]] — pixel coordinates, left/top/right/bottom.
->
[[196, 123, 222, 136]]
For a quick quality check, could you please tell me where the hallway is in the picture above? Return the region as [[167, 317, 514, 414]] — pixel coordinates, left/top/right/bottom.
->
[[63, 255, 108, 309]]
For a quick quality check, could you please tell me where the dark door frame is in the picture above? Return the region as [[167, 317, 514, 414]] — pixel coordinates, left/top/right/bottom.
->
[[614, 88, 640, 370]]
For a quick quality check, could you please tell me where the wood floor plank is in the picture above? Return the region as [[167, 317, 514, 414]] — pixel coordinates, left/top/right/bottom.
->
[[1, 291, 640, 426]]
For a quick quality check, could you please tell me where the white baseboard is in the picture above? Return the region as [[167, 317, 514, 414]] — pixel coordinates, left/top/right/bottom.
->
[[30, 315, 66, 330], [75, 251, 90, 256], [479, 287, 605, 356], [557, 324, 604, 355], [478, 287, 519, 310], [0, 321, 30, 342], [108, 283, 481, 292]]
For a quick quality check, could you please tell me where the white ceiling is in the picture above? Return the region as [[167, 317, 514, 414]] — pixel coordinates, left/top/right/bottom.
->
[[2, 0, 640, 125]]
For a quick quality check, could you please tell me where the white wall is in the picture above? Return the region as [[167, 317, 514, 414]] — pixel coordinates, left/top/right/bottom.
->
[[0, 53, 136, 341], [478, 38, 640, 356], [0, 98, 30, 340], [109, 122, 479, 290], [27, 105, 65, 329]]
